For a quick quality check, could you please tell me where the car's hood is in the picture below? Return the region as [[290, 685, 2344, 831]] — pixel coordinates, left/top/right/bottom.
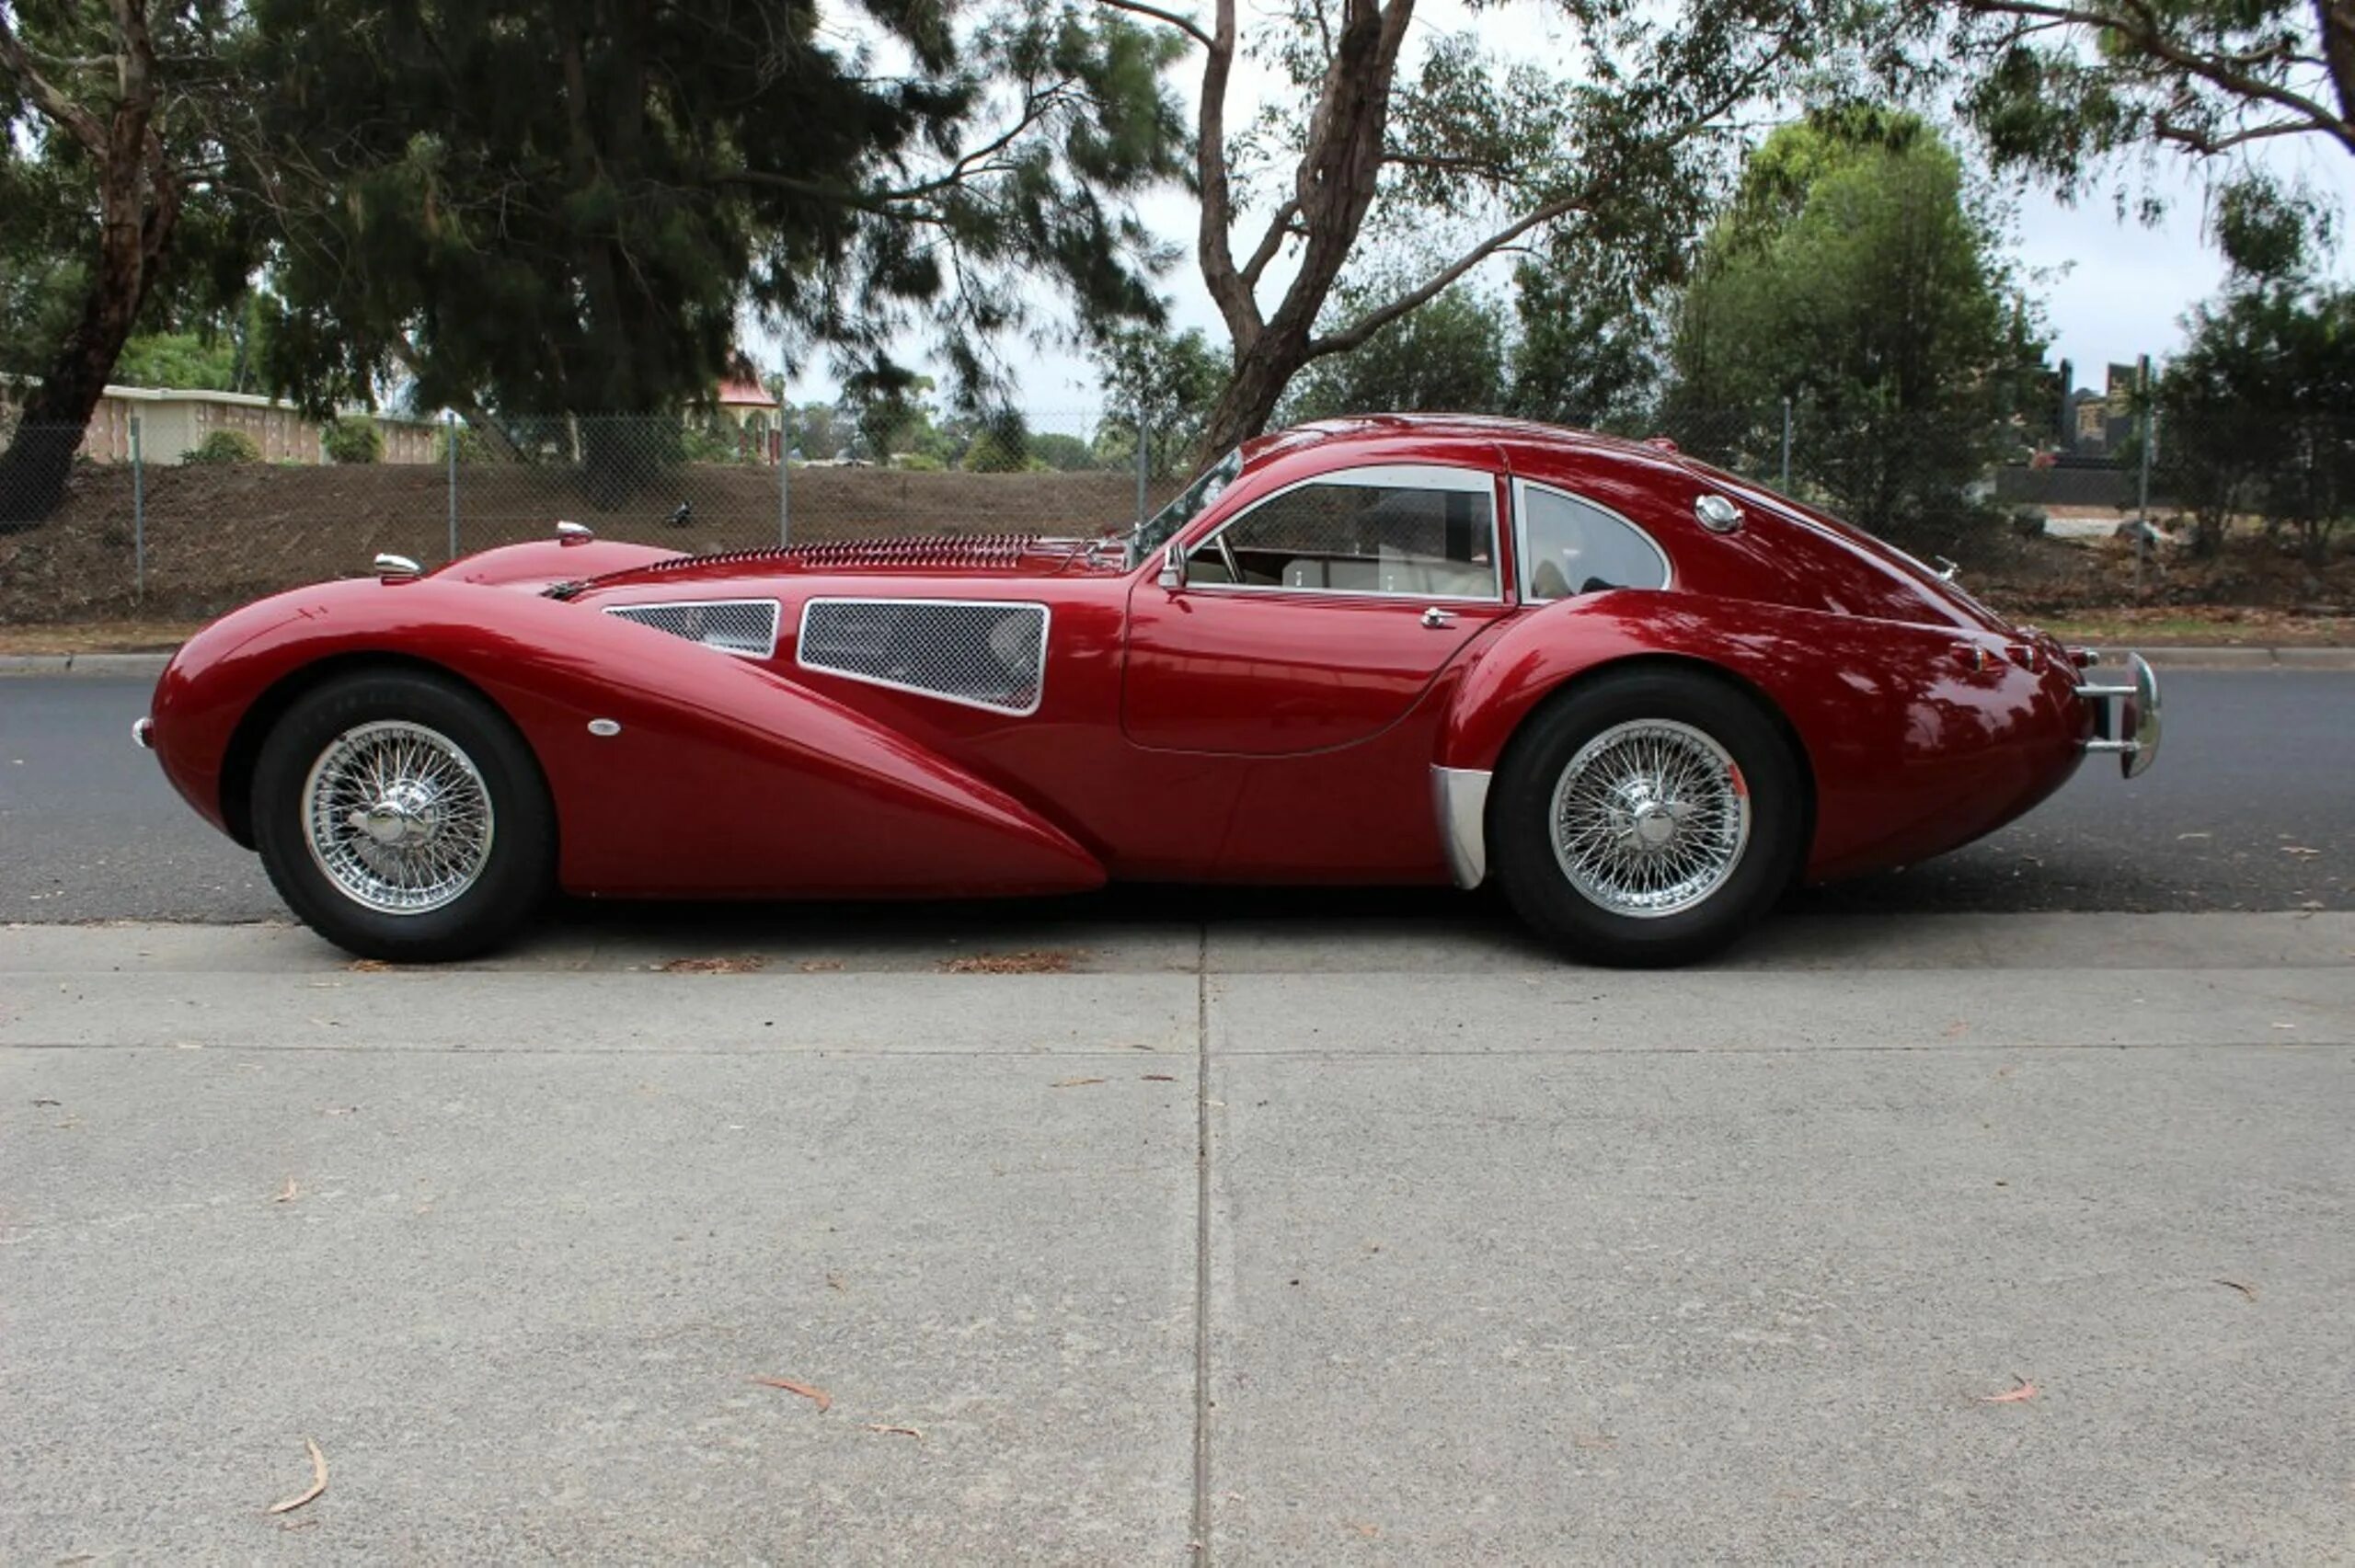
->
[[570, 532, 1124, 596]]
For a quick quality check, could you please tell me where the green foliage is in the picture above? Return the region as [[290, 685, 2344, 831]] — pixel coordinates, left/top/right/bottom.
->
[[1028, 431, 1097, 471], [962, 420, 1034, 472], [240, 0, 1189, 456], [1663, 110, 2050, 549], [1283, 285, 1511, 423], [113, 333, 242, 393], [1947, 1, 2348, 265], [424, 422, 489, 464], [1090, 325, 1223, 474], [2156, 283, 2355, 566], [896, 452, 947, 472], [183, 429, 262, 465], [321, 415, 384, 464]]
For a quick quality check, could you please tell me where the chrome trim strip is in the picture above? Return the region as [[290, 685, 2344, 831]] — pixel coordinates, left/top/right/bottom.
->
[[600, 597, 783, 659], [1511, 478, 1674, 601], [1431, 765, 1492, 888], [794, 596, 1052, 717]]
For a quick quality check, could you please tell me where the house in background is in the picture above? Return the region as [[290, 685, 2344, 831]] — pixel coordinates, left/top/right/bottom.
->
[[2, 380, 438, 464], [707, 366, 784, 463]]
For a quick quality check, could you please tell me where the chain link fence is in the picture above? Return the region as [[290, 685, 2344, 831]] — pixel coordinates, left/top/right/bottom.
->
[[3, 401, 2349, 624]]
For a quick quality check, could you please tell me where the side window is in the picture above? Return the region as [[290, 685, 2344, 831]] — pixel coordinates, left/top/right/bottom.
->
[[1518, 485, 1671, 601], [1191, 472, 1499, 599]]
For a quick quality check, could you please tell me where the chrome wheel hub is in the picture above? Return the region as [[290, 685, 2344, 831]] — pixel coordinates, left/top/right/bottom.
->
[[1550, 719, 1751, 919], [301, 721, 494, 914]]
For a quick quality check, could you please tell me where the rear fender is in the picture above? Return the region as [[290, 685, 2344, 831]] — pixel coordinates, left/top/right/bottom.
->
[[1437, 592, 2085, 881], [151, 578, 1106, 898]]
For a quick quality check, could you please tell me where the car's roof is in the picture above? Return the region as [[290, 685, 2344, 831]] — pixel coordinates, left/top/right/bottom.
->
[[1244, 413, 1670, 470]]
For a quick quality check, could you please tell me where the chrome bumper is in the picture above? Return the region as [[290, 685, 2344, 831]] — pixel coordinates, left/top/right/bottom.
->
[[2075, 652, 2161, 778]]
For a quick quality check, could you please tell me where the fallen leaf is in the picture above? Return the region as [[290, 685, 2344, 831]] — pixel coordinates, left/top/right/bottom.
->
[[2215, 1278, 2259, 1300], [1343, 1522, 1380, 1539], [825, 1273, 845, 1292], [278, 1518, 318, 1532], [865, 1423, 925, 1439], [266, 1437, 328, 1515], [938, 949, 1076, 975], [346, 958, 394, 973], [1142, 1073, 1178, 1082], [1051, 1076, 1107, 1089], [1975, 1377, 2038, 1404], [797, 959, 844, 973], [273, 1179, 300, 1205], [30, 1097, 61, 1107], [1572, 1433, 1617, 1450], [661, 956, 767, 974], [1943, 1021, 1970, 1038], [752, 1377, 832, 1413]]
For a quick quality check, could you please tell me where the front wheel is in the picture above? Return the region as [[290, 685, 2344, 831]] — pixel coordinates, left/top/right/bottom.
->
[[252, 669, 554, 961], [1489, 669, 1805, 967]]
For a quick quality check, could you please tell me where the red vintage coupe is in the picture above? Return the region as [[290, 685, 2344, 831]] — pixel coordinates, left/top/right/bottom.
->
[[137, 415, 2160, 964]]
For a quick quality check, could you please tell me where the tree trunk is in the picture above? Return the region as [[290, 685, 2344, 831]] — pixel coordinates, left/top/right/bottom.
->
[[0, 0, 175, 527], [1199, 340, 1307, 459]]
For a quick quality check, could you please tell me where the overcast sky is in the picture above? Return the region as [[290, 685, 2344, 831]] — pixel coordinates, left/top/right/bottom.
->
[[777, 1, 2355, 415]]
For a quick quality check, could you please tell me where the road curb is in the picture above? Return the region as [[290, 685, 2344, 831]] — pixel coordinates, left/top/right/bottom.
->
[[0, 653, 170, 680], [2096, 646, 2355, 670]]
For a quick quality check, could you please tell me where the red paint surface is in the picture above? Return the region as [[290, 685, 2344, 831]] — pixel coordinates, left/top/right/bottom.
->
[[147, 418, 2097, 898]]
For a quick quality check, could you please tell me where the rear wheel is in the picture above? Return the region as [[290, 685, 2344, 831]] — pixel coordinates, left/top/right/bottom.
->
[[252, 669, 553, 961], [1490, 668, 1804, 967]]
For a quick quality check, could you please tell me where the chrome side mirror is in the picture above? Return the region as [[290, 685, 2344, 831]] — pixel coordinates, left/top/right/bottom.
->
[[1157, 543, 1189, 590]]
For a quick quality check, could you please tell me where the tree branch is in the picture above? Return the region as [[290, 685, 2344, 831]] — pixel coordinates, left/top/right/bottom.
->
[[1308, 193, 1588, 358], [1194, 0, 1262, 350], [1960, 0, 2355, 153], [1091, 0, 1213, 51], [0, 7, 107, 153], [1237, 197, 1299, 287]]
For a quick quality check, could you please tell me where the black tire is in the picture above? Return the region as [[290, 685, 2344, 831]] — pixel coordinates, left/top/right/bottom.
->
[[1489, 667, 1804, 967], [251, 668, 554, 961]]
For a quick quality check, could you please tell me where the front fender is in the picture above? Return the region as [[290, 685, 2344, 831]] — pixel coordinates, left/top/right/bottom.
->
[[151, 577, 1106, 899], [1436, 592, 2088, 882]]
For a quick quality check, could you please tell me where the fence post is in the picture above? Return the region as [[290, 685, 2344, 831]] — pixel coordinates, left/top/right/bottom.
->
[[2135, 355, 2154, 593], [131, 414, 145, 605], [1778, 398, 1792, 491], [444, 411, 459, 562], [1134, 411, 1150, 526]]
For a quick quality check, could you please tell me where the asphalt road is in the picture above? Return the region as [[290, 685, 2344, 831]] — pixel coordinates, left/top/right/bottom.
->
[[1, 670, 2349, 926]]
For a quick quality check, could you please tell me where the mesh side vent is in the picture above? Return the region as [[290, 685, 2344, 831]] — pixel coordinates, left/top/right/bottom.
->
[[798, 599, 1048, 715], [604, 599, 779, 658]]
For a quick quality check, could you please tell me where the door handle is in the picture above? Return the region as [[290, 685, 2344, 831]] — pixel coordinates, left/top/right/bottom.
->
[[1420, 606, 1457, 629]]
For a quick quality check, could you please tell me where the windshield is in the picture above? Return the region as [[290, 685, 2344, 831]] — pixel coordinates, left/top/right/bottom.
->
[[1129, 448, 1242, 565]]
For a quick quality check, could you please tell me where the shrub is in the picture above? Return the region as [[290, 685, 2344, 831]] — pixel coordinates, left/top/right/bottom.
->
[[182, 429, 261, 465], [896, 452, 946, 472], [322, 416, 383, 464]]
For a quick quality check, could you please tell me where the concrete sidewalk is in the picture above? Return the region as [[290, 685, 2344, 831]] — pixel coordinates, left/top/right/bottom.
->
[[4, 912, 2350, 1561]]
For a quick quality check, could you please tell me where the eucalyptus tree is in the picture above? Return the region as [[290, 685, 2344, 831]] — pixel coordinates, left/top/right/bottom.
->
[[1098, 0, 1872, 455], [0, 0, 250, 518]]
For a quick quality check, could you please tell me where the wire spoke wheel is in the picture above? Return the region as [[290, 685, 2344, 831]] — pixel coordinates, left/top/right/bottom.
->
[[1548, 718, 1751, 919], [299, 720, 496, 914]]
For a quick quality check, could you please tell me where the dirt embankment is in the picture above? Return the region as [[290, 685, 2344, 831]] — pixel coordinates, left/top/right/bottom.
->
[[0, 463, 1177, 623]]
